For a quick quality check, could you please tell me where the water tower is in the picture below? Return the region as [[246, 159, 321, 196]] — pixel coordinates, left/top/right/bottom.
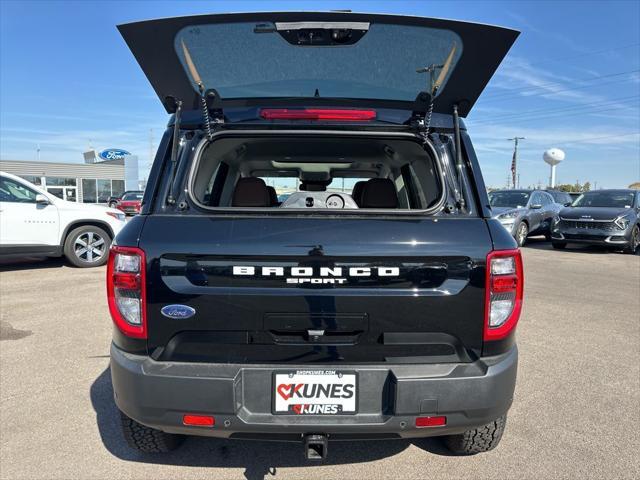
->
[[543, 148, 565, 188]]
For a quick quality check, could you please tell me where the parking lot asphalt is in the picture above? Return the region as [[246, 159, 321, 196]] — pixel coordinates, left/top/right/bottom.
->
[[1, 240, 639, 480]]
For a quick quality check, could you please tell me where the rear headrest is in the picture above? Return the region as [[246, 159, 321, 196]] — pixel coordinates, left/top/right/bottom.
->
[[232, 177, 271, 207], [351, 181, 366, 206], [267, 186, 278, 206], [360, 178, 399, 209]]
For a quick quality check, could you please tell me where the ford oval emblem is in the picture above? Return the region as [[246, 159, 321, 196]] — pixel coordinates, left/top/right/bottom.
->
[[99, 148, 131, 160], [161, 304, 196, 319]]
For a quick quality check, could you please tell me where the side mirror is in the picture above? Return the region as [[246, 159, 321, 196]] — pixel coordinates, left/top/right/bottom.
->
[[564, 202, 572, 207], [530, 204, 542, 210], [35, 194, 50, 205]]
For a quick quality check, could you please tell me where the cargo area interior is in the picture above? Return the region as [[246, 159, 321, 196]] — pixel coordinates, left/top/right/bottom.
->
[[189, 135, 443, 211]]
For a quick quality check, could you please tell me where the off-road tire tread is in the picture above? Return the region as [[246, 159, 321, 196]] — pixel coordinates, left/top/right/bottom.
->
[[120, 412, 184, 453], [443, 415, 506, 455]]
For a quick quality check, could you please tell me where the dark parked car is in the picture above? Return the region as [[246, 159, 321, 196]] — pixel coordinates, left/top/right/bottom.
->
[[107, 190, 143, 208], [109, 12, 523, 459], [545, 189, 573, 206], [551, 189, 639, 253], [489, 189, 561, 246]]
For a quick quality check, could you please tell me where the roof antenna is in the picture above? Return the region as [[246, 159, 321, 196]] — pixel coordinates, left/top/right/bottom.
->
[[416, 42, 458, 136], [314, 88, 320, 97], [181, 39, 214, 140]]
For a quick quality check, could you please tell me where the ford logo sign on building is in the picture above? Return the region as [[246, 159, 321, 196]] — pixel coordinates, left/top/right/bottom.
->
[[99, 149, 131, 161], [161, 304, 196, 319]]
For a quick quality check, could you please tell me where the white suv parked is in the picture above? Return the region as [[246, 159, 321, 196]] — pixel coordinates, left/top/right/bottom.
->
[[0, 171, 127, 267]]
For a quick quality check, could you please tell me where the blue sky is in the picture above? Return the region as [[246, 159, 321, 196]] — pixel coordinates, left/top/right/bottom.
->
[[1, 0, 639, 189]]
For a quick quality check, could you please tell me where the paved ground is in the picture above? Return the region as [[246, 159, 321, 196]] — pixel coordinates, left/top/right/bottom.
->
[[1, 240, 639, 480]]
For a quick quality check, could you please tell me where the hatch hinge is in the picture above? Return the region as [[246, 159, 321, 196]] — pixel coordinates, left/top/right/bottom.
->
[[411, 90, 435, 143], [199, 87, 224, 140]]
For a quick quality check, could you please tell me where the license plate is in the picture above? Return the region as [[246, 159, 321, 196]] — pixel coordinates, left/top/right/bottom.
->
[[273, 370, 357, 415]]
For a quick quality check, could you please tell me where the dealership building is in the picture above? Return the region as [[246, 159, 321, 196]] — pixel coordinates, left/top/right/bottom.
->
[[0, 151, 139, 203]]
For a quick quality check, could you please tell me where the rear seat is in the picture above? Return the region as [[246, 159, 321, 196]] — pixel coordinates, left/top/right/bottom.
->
[[231, 177, 272, 207], [359, 178, 399, 208]]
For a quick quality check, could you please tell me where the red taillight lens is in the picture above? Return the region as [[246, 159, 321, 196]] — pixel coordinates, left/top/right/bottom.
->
[[260, 108, 376, 121], [183, 414, 215, 427], [107, 246, 146, 339], [484, 249, 524, 341], [416, 416, 447, 428]]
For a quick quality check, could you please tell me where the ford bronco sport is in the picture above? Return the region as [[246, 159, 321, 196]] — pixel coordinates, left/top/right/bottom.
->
[[109, 12, 523, 459]]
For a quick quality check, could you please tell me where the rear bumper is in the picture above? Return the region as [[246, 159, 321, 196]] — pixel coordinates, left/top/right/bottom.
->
[[110, 343, 517, 440]]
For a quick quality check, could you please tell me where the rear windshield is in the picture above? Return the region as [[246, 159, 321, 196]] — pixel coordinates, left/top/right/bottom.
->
[[175, 22, 461, 101], [573, 191, 635, 208], [188, 134, 444, 213], [489, 191, 530, 208]]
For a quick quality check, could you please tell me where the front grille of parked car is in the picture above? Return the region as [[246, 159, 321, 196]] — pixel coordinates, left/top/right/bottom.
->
[[560, 219, 618, 231], [563, 233, 608, 240]]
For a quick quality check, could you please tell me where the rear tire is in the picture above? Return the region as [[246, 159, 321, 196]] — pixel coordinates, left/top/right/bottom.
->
[[552, 242, 567, 250], [515, 222, 528, 247], [443, 415, 507, 455], [120, 411, 184, 453], [63, 225, 111, 267]]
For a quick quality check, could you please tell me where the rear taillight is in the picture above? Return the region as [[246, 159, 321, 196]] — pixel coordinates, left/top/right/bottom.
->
[[107, 246, 146, 339], [485, 249, 524, 341], [260, 108, 376, 121]]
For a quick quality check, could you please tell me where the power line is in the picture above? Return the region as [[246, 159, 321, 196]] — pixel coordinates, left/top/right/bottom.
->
[[473, 95, 640, 125], [555, 132, 640, 147], [481, 68, 640, 101], [524, 42, 640, 68], [475, 103, 640, 126]]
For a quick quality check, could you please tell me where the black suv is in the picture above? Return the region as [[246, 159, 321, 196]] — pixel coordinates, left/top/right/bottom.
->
[[108, 12, 522, 459]]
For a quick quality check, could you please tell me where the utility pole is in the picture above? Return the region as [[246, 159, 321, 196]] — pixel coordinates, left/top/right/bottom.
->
[[507, 137, 525, 189], [517, 173, 521, 189]]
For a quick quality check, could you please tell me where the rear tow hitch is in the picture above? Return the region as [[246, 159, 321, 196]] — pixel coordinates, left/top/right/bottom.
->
[[304, 434, 329, 460]]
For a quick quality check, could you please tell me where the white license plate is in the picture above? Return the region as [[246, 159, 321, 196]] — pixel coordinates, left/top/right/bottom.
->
[[273, 370, 357, 415]]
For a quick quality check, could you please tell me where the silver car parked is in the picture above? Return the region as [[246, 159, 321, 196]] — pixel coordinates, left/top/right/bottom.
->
[[489, 189, 562, 246]]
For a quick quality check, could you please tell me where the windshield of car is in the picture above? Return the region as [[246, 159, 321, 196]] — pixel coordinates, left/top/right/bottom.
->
[[548, 191, 571, 204], [122, 193, 143, 201], [573, 191, 635, 208], [489, 191, 530, 208], [174, 22, 462, 101], [0, 176, 38, 203]]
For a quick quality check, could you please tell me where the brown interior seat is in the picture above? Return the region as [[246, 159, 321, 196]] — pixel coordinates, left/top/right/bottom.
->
[[231, 177, 272, 207]]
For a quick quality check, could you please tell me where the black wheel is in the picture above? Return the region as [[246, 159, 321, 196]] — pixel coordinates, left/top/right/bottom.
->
[[443, 415, 507, 455], [552, 242, 567, 250], [109, 201, 117, 208], [515, 222, 528, 247], [63, 225, 111, 267], [623, 225, 639, 254], [120, 411, 184, 453]]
